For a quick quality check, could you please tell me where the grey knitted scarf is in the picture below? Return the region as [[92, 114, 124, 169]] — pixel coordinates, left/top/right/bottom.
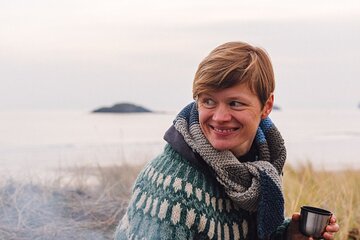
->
[[173, 102, 287, 239]]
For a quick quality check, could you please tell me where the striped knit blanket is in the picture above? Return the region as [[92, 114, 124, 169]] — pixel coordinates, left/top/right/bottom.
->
[[173, 102, 286, 239]]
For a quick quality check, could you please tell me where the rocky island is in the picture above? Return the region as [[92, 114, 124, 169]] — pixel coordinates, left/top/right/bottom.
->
[[92, 103, 152, 113], [273, 105, 281, 111]]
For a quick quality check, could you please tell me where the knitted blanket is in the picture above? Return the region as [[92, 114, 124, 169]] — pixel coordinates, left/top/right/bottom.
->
[[174, 102, 286, 239]]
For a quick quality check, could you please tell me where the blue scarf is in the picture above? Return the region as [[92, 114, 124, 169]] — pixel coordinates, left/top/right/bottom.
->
[[173, 102, 287, 239]]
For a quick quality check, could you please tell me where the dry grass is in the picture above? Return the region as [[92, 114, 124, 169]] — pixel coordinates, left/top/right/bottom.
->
[[0, 164, 143, 240], [0, 162, 358, 239], [283, 164, 360, 240]]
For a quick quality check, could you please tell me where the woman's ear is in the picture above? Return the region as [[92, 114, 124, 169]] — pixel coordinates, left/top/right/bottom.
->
[[261, 93, 274, 119]]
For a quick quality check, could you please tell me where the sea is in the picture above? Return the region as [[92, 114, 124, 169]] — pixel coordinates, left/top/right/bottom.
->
[[1, 109, 359, 179]]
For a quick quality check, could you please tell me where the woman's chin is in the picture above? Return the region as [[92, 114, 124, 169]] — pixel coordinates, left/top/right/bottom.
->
[[210, 143, 231, 152]]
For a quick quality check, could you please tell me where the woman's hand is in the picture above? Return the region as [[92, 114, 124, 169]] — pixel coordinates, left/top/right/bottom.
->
[[322, 214, 339, 239], [286, 213, 339, 240]]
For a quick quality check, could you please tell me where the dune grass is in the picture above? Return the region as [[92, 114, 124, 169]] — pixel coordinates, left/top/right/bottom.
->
[[283, 164, 360, 240], [0, 164, 143, 240], [0, 163, 358, 239]]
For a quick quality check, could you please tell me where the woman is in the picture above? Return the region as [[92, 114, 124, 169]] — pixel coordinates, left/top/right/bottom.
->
[[115, 41, 339, 239]]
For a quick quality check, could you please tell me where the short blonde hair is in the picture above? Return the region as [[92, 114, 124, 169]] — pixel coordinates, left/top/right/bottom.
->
[[192, 41, 275, 107]]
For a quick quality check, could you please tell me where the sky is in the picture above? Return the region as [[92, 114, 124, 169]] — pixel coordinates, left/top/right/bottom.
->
[[1, 0, 359, 111]]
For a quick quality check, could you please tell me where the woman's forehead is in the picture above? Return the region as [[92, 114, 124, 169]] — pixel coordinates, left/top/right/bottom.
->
[[198, 84, 258, 100]]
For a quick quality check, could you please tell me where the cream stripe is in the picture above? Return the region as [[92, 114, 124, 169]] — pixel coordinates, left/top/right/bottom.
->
[[171, 202, 182, 225], [224, 224, 230, 240], [217, 222, 222, 240], [242, 219, 248, 238], [158, 199, 169, 220], [143, 196, 152, 214], [208, 219, 215, 239], [185, 182, 193, 198], [198, 214, 207, 232], [163, 175, 172, 189], [232, 223, 240, 240], [185, 208, 196, 229], [211, 197, 217, 210], [205, 193, 211, 206], [151, 171, 159, 183], [144, 166, 151, 176], [156, 173, 164, 186], [133, 188, 141, 201], [136, 193, 147, 209], [150, 198, 159, 217], [173, 177, 182, 192], [148, 168, 154, 179]]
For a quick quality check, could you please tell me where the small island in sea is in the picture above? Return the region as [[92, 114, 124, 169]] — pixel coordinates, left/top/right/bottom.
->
[[92, 102, 152, 113], [92, 102, 281, 113], [273, 105, 281, 111]]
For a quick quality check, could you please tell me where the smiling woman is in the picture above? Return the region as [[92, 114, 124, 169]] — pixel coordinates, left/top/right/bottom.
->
[[113, 41, 339, 240]]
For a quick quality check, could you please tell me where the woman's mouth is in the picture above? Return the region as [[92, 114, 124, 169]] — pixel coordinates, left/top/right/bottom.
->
[[210, 125, 239, 134]]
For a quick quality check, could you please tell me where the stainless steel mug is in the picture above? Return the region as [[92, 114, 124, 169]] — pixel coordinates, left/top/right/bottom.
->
[[299, 206, 332, 239]]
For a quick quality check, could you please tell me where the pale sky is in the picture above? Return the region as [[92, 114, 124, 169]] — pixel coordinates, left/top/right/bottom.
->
[[1, 0, 359, 111]]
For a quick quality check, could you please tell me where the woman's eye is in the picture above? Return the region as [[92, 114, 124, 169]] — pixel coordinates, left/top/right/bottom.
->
[[202, 99, 216, 108], [229, 101, 243, 108]]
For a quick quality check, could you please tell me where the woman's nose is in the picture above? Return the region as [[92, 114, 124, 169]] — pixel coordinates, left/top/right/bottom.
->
[[212, 105, 232, 122]]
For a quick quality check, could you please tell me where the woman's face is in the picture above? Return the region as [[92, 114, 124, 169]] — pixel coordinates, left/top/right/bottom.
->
[[197, 83, 273, 157]]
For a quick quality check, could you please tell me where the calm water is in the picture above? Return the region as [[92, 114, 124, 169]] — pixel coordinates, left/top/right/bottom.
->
[[1, 109, 359, 178]]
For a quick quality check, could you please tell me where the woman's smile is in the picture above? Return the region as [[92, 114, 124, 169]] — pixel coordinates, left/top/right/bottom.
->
[[197, 83, 273, 157], [210, 125, 239, 135]]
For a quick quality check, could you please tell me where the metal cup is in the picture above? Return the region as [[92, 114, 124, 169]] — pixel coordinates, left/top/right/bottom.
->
[[299, 206, 332, 239]]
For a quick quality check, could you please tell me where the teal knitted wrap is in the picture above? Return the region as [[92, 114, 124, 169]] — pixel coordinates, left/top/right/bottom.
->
[[115, 145, 259, 239]]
